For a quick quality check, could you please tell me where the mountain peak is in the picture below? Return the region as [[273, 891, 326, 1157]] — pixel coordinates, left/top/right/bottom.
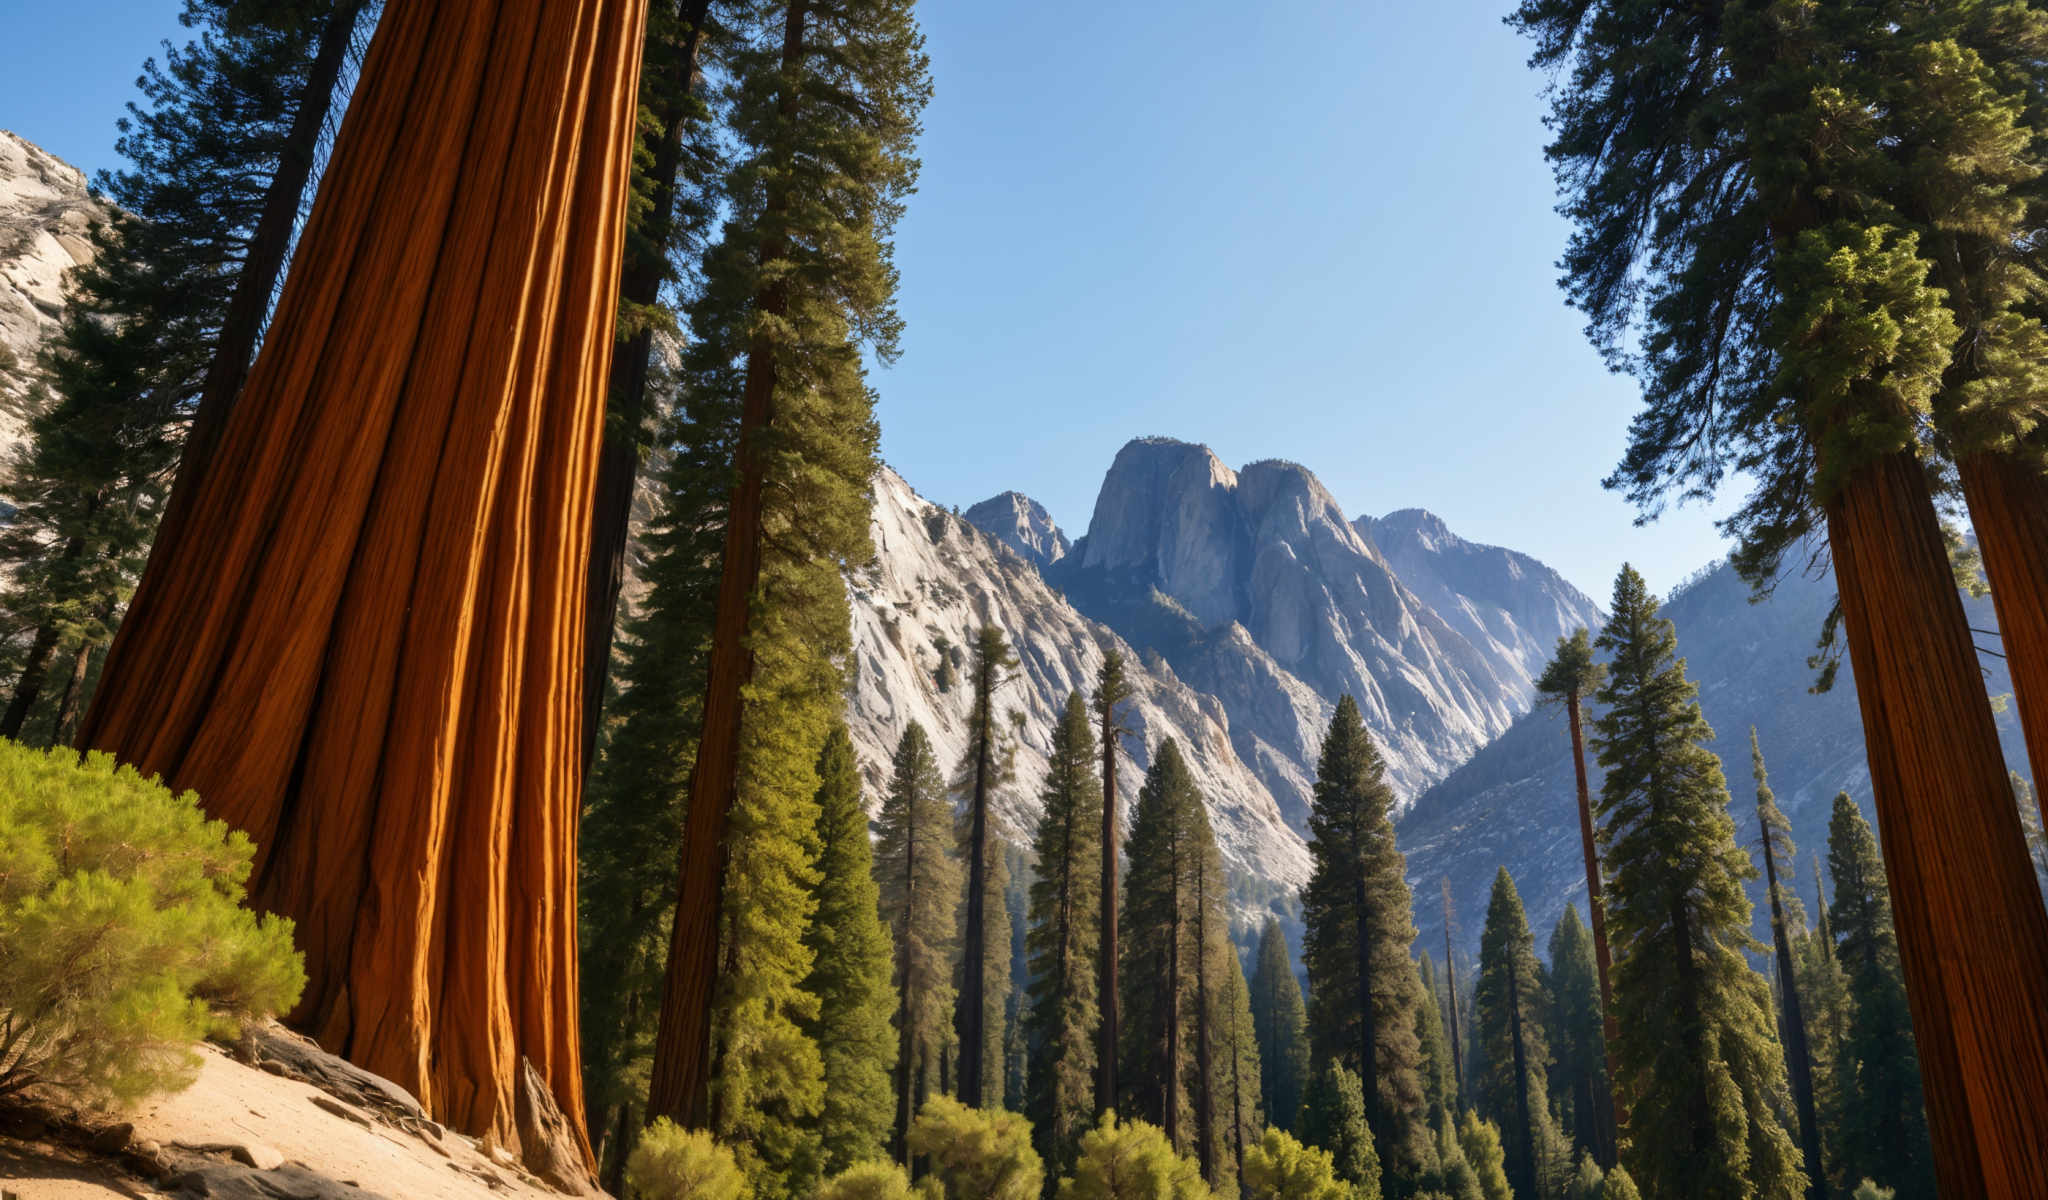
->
[[964, 489, 1069, 568]]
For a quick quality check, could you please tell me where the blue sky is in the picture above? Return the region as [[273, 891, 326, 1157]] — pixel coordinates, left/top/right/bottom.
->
[[2, 0, 1740, 600]]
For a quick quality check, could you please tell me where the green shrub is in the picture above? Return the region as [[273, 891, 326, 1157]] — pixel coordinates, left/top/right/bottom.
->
[[0, 741, 304, 1106], [1239, 1126, 1351, 1200], [1602, 1165, 1641, 1200], [1058, 1112, 1209, 1200], [627, 1119, 750, 1200], [907, 1095, 1043, 1200], [816, 1160, 916, 1200], [1852, 1183, 1895, 1200]]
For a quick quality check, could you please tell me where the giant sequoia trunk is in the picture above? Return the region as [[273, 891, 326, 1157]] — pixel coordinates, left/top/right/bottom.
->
[[1958, 449, 2048, 818], [1566, 693, 1621, 1161], [645, 0, 808, 1131], [78, 0, 647, 1164], [579, 0, 714, 772], [1825, 447, 2048, 1197]]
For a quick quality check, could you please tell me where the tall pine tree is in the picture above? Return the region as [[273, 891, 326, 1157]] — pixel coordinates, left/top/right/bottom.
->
[[1025, 691, 1103, 1174], [1590, 566, 1803, 1200], [1301, 695, 1432, 1189], [1548, 907, 1611, 1169], [1751, 731, 1825, 1200], [875, 722, 960, 1163], [1120, 738, 1204, 1154], [1096, 646, 1135, 1117], [1250, 918, 1309, 1134], [800, 724, 898, 1173], [957, 624, 1019, 1108], [1474, 867, 1563, 1200], [648, 0, 930, 1136], [1827, 794, 1934, 1198]]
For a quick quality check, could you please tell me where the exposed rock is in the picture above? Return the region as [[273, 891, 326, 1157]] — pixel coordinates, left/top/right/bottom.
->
[[85, 1121, 132, 1154], [0, 130, 113, 464], [244, 1022, 427, 1126], [964, 490, 1070, 569], [846, 466, 1311, 903], [170, 1164, 389, 1199], [515, 1057, 600, 1196]]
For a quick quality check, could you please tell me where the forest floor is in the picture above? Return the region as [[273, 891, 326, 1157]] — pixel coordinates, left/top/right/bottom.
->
[[0, 1024, 594, 1199]]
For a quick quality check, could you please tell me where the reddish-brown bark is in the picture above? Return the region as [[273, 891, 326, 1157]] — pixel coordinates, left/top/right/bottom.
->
[[78, 0, 648, 1163], [645, 0, 809, 1132], [1958, 449, 2048, 819], [1825, 447, 2048, 1198]]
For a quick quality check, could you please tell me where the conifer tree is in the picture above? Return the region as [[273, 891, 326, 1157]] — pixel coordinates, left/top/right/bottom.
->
[[1474, 867, 1561, 1200], [957, 625, 1019, 1107], [1215, 953, 1264, 1189], [1120, 739, 1205, 1154], [2017, 773, 2048, 897], [1413, 953, 1454, 1130], [1455, 1113, 1512, 1200], [1548, 907, 1611, 1168], [1751, 731, 1825, 1200], [875, 722, 960, 1163], [1589, 566, 1803, 1200], [1299, 1063, 1379, 1196], [1428, 1114, 1482, 1200], [1301, 695, 1432, 1186], [801, 724, 898, 1173], [1827, 795, 1934, 1198], [1440, 879, 1467, 1108], [1534, 627, 1618, 1154], [1796, 853, 1850, 1199], [1026, 693, 1104, 1175], [1512, 3, 2048, 1184], [649, 0, 930, 1132], [1, 0, 368, 740], [1186, 784, 1236, 1187], [1250, 918, 1310, 1134], [1096, 647, 1135, 1116]]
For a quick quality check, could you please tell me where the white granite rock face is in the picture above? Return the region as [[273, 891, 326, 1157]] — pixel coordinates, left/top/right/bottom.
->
[[0, 131, 111, 459], [963, 489, 1070, 569], [846, 466, 1311, 896]]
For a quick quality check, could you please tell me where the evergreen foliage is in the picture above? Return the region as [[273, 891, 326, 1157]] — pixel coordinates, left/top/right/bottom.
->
[[1301, 695, 1432, 1186], [816, 1161, 917, 1200], [1119, 739, 1201, 1150], [1025, 691, 1104, 1175], [2017, 773, 2048, 896], [627, 1119, 752, 1200], [1547, 908, 1608, 1166], [1601, 1166, 1640, 1200], [1474, 867, 1563, 1200], [1426, 1114, 1480, 1200], [1750, 731, 1825, 1199], [957, 625, 1019, 1109], [1094, 647, 1136, 1119], [1250, 918, 1311, 1133], [1794, 853, 1850, 1199], [1240, 1127, 1354, 1200], [1060, 1113, 1212, 1200], [0, 739, 304, 1105], [1570, 1153, 1605, 1200], [801, 724, 899, 1172], [906, 1095, 1043, 1200], [1413, 954, 1454, 1129], [875, 722, 962, 1159], [1300, 1063, 1380, 1196], [1211, 944, 1266, 1189], [1453, 1113, 1510, 1200], [1827, 796, 1934, 1197], [0, 1, 358, 740], [1589, 566, 1803, 1200]]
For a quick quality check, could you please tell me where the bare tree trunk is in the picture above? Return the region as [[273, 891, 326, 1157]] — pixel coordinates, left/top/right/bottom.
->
[[49, 638, 93, 742], [79, 0, 647, 1165], [1825, 446, 2048, 1197], [1567, 692, 1622, 1162], [579, 0, 714, 773], [162, 0, 370, 524], [645, 0, 808, 1133]]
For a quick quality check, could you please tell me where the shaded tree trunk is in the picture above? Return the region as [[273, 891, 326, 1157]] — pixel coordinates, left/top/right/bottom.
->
[[1825, 446, 2048, 1197], [1, 620, 60, 740], [1098, 691, 1121, 1116], [645, 0, 808, 1132], [1194, 908, 1215, 1183], [78, 0, 647, 1165], [579, 0, 714, 773], [162, 0, 369, 523], [1441, 879, 1465, 1107], [1354, 871, 1379, 1155], [1507, 960, 1536, 1200], [50, 637, 94, 742], [1567, 691, 1622, 1163], [1959, 449, 2048, 819]]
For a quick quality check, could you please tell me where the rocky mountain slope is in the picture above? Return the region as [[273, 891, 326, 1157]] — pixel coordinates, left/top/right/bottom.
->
[[1036, 437, 1602, 823], [1401, 559, 2032, 968], [846, 466, 1312, 902], [0, 131, 110, 455]]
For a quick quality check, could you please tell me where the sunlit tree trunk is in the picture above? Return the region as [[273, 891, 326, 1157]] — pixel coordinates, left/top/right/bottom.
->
[[1825, 446, 2048, 1197], [1958, 450, 2048, 816], [79, 0, 648, 1165]]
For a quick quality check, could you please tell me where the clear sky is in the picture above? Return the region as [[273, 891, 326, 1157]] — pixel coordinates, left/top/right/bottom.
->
[[2, 0, 1741, 601]]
